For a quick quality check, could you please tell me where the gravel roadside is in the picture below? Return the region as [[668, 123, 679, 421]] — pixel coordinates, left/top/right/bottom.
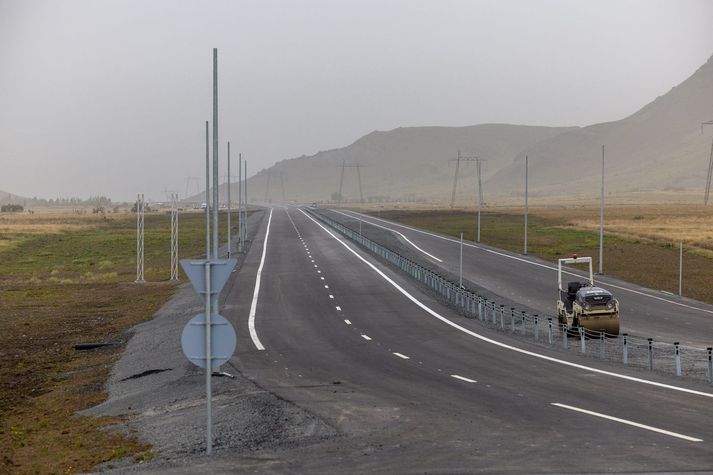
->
[[83, 209, 337, 473]]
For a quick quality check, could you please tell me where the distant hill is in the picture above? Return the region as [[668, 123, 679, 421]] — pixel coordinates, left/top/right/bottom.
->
[[488, 54, 713, 200], [191, 124, 574, 204], [194, 54, 713, 205], [0, 190, 28, 205]]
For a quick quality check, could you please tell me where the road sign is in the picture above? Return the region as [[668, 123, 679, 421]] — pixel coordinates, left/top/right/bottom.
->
[[181, 313, 237, 369], [181, 258, 237, 297]]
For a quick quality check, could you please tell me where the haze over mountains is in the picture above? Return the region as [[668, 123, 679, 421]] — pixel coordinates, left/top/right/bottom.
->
[[227, 53, 713, 205]]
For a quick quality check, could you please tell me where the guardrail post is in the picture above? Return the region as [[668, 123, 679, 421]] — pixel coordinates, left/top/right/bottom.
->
[[534, 315, 539, 341], [622, 333, 628, 365], [500, 305, 505, 329], [492, 303, 497, 324], [599, 331, 605, 359], [510, 308, 515, 333], [708, 348, 713, 384], [579, 327, 585, 353], [479, 298, 484, 321], [562, 324, 568, 349], [547, 318, 553, 344], [521, 311, 526, 336], [647, 338, 654, 371], [674, 342, 681, 377]]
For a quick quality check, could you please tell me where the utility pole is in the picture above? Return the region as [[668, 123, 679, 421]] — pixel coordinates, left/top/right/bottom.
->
[[227, 142, 231, 258], [599, 145, 604, 275], [170, 193, 178, 281], [524, 155, 528, 255], [703, 121, 713, 205], [135, 193, 145, 283]]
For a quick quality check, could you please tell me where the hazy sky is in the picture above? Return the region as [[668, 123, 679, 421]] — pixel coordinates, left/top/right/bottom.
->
[[1, 0, 712, 202]]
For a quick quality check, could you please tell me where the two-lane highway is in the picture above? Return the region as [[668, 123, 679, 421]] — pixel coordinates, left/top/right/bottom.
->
[[221, 206, 713, 473], [334, 208, 713, 348]]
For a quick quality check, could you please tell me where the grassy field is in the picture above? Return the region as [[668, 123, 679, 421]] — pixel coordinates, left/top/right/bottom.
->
[[0, 210, 232, 474], [367, 206, 713, 304]]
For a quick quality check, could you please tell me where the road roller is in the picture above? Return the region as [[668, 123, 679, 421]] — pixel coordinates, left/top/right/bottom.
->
[[556, 255, 620, 336]]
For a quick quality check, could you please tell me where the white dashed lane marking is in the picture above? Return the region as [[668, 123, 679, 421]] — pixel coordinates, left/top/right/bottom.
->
[[393, 352, 410, 359], [361, 334, 372, 341], [345, 319, 352, 325], [450, 374, 477, 383]]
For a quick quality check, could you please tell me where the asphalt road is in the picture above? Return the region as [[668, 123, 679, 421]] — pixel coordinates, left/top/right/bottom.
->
[[332, 208, 713, 349], [213, 206, 713, 473]]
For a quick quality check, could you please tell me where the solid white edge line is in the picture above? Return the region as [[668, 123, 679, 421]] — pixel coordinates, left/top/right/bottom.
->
[[331, 209, 443, 262], [299, 208, 713, 399], [451, 374, 477, 383], [551, 403, 703, 442], [339, 209, 713, 315], [361, 334, 372, 340], [248, 208, 273, 350], [393, 352, 410, 359]]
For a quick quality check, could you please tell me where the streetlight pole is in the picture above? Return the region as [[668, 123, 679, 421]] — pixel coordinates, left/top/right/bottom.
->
[[599, 145, 605, 275], [524, 155, 528, 255]]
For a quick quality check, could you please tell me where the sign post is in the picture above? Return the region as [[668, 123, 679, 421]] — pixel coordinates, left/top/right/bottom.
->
[[180, 257, 237, 454]]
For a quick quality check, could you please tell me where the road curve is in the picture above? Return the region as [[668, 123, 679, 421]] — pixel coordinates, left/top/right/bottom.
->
[[335, 208, 713, 348], [220, 207, 713, 473]]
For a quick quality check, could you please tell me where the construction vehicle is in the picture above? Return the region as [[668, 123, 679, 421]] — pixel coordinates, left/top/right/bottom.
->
[[556, 255, 620, 335]]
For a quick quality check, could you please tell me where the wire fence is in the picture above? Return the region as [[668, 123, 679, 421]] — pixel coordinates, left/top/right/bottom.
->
[[307, 208, 713, 384]]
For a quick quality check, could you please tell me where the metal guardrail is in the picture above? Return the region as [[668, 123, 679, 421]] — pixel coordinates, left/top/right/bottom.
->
[[307, 208, 713, 384]]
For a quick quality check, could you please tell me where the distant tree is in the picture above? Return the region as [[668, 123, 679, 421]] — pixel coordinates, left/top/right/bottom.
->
[[1, 204, 24, 212]]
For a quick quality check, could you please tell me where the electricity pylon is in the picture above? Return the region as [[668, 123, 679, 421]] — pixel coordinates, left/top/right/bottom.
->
[[337, 161, 366, 203]]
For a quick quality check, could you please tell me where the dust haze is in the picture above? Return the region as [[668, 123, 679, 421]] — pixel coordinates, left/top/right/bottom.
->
[[1, 0, 712, 202]]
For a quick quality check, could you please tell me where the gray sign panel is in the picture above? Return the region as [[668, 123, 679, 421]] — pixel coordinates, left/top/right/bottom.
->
[[180, 258, 238, 297], [181, 313, 237, 369]]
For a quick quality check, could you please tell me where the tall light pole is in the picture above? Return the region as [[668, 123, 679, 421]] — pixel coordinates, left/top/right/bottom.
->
[[205, 121, 210, 259], [227, 142, 231, 258], [459, 232, 464, 287], [599, 145, 605, 275], [212, 48, 219, 259], [238, 152, 242, 253], [476, 159, 483, 243], [524, 155, 528, 255]]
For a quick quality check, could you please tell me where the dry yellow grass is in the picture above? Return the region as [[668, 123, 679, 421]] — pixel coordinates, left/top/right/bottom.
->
[[347, 203, 713, 254]]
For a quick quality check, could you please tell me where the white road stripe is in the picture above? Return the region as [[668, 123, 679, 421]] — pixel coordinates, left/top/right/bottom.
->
[[324, 285, 329, 288], [335, 306, 341, 311], [299, 208, 713, 399], [329, 294, 334, 299], [393, 352, 410, 359], [331, 209, 443, 262], [451, 374, 477, 383], [551, 403, 703, 442], [344, 319, 352, 325], [361, 334, 372, 340], [248, 208, 273, 351], [340, 209, 713, 316]]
